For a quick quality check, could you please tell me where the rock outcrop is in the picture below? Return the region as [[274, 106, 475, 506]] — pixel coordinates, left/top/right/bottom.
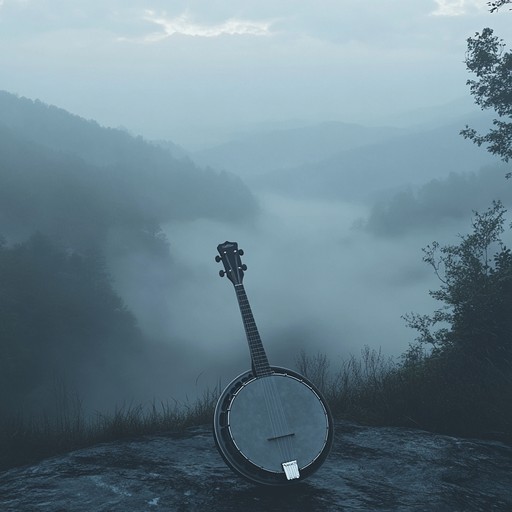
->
[[1, 421, 511, 511]]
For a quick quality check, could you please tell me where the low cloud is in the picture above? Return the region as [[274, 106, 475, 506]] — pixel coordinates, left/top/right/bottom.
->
[[430, 0, 484, 16], [137, 11, 274, 42], [112, 191, 441, 402]]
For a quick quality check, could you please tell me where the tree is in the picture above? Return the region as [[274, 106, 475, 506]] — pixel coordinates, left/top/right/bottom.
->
[[404, 201, 512, 364], [400, 202, 512, 436], [0, 233, 144, 414], [488, 0, 512, 12], [461, 28, 512, 177]]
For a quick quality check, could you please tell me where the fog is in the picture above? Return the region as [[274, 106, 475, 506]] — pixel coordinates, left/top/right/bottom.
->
[[111, 188, 483, 403]]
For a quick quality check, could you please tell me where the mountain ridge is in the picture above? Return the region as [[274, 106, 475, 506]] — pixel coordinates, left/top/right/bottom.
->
[[254, 115, 499, 201], [192, 120, 406, 176], [0, 90, 258, 239]]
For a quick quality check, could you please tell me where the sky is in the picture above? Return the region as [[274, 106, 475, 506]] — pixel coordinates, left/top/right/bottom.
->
[[1, 0, 510, 148]]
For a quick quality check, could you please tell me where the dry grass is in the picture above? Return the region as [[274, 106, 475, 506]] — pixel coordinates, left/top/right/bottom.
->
[[296, 346, 396, 422], [3, 346, 511, 473], [0, 386, 220, 472], [297, 347, 512, 439]]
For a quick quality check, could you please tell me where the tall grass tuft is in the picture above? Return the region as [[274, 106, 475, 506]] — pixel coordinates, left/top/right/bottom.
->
[[297, 346, 396, 423], [0, 385, 220, 472], [296, 347, 512, 440], [3, 347, 511, 473]]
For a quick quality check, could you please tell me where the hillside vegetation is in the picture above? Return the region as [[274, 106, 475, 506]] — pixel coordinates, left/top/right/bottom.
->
[[0, 91, 258, 425], [0, 91, 257, 242]]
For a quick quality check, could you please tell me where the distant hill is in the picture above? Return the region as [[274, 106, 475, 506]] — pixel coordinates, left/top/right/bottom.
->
[[0, 91, 258, 249], [256, 115, 499, 201], [150, 139, 189, 160], [192, 121, 405, 176], [0, 91, 184, 169], [363, 163, 512, 237], [380, 96, 483, 130]]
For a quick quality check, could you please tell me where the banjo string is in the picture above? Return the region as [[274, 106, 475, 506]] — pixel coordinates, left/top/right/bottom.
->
[[239, 286, 295, 468], [266, 374, 295, 463], [249, 332, 288, 463], [258, 363, 294, 464], [249, 328, 294, 464]]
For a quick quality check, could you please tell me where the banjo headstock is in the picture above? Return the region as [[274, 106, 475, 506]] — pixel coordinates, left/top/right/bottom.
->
[[216, 241, 247, 286]]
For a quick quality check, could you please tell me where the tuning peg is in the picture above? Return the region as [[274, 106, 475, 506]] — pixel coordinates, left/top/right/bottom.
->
[[241, 264, 247, 271], [215, 255, 221, 263], [219, 270, 225, 277], [238, 249, 244, 256]]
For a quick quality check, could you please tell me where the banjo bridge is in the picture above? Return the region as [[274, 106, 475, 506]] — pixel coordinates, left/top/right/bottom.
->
[[267, 432, 295, 442], [282, 460, 300, 480]]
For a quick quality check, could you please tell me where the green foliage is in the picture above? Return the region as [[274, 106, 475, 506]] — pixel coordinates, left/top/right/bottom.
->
[[461, 28, 512, 176]]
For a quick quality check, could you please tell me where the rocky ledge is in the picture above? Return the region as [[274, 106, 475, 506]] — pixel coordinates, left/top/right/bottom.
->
[[1, 421, 511, 511]]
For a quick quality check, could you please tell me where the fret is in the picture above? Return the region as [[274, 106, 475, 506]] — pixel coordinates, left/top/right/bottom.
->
[[234, 284, 271, 376]]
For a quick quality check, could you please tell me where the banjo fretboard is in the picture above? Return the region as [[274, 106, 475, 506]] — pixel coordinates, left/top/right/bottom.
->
[[234, 284, 272, 377]]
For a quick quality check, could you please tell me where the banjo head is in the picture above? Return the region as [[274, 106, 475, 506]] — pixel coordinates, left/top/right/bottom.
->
[[213, 367, 333, 485]]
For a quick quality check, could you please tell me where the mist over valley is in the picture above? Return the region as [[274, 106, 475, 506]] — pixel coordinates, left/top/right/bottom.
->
[[1, 89, 510, 418]]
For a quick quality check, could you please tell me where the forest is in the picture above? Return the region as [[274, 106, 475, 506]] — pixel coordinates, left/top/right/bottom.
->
[[0, 91, 260, 467]]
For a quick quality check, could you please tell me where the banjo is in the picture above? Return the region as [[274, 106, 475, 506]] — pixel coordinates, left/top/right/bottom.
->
[[213, 241, 333, 485]]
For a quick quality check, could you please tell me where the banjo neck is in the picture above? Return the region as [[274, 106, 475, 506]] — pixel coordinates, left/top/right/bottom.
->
[[234, 283, 272, 377], [216, 241, 272, 377]]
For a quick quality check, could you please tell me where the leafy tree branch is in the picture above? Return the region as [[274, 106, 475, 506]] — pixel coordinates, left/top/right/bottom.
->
[[461, 28, 512, 177], [488, 0, 512, 13]]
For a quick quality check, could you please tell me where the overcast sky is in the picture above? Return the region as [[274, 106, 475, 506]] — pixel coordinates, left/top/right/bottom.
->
[[0, 0, 510, 147]]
